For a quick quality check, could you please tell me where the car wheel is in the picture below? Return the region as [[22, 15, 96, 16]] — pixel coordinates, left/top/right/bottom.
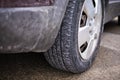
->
[[44, 0, 103, 73]]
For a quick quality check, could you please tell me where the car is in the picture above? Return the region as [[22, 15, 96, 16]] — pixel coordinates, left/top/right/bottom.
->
[[0, 0, 120, 73]]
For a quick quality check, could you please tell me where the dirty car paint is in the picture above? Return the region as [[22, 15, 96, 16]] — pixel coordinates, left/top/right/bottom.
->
[[0, 0, 55, 8]]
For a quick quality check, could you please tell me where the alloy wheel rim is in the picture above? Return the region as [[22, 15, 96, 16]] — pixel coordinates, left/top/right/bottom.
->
[[78, 0, 102, 60]]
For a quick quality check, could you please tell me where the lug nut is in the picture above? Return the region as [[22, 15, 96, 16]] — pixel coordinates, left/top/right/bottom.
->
[[89, 30, 93, 35], [89, 23, 92, 26]]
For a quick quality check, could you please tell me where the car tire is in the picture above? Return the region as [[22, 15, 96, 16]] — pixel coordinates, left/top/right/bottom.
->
[[44, 0, 104, 73]]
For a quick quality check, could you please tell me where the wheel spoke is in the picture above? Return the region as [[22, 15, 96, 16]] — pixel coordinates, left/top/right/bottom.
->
[[94, 0, 99, 14], [86, 38, 94, 55], [87, 29, 99, 54], [80, 36, 95, 59], [78, 26, 90, 47], [84, 0, 95, 18]]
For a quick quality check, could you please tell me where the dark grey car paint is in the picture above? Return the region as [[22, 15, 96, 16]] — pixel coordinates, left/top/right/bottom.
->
[[0, 0, 69, 53], [0, 0, 120, 53]]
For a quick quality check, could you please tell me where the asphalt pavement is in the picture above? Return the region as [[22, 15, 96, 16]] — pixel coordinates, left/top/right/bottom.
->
[[0, 20, 120, 80]]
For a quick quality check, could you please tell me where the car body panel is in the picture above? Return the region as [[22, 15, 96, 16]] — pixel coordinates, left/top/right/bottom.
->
[[0, 0, 55, 8], [0, 0, 69, 53], [104, 0, 120, 23], [0, 0, 120, 53]]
